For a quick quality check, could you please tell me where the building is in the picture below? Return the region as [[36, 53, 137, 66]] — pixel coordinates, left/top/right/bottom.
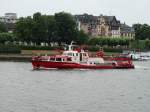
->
[[75, 14, 134, 38], [0, 13, 17, 32], [120, 23, 135, 38], [0, 13, 17, 23]]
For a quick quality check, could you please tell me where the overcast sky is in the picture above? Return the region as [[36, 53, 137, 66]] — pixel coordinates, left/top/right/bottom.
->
[[0, 0, 149, 25]]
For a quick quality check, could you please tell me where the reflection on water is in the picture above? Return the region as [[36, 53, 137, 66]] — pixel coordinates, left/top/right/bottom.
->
[[0, 61, 150, 112]]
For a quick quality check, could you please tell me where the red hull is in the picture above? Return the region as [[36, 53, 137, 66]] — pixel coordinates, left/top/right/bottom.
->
[[32, 61, 134, 69]]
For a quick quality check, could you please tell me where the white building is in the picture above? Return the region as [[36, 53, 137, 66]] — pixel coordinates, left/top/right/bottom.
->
[[0, 13, 17, 23], [0, 13, 17, 32]]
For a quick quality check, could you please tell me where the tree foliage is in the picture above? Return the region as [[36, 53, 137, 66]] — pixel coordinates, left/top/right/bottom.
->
[[0, 32, 16, 43], [0, 22, 7, 33], [15, 16, 34, 43], [133, 24, 150, 40], [76, 30, 89, 45], [88, 37, 131, 47], [15, 12, 83, 45], [54, 12, 78, 44]]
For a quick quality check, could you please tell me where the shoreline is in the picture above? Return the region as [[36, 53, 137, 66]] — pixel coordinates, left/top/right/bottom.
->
[[0, 54, 32, 62], [0, 52, 119, 62]]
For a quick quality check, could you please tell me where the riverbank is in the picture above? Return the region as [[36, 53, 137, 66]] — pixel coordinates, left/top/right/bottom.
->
[[0, 50, 61, 62], [0, 49, 121, 62], [0, 54, 32, 62]]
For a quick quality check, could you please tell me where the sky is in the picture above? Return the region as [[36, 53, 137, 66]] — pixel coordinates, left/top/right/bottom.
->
[[0, 0, 150, 26]]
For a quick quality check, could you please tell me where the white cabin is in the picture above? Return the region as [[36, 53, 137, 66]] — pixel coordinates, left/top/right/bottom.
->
[[62, 43, 105, 65]]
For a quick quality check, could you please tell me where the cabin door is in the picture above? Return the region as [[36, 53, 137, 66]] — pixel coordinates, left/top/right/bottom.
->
[[80, 53, 82, 61]]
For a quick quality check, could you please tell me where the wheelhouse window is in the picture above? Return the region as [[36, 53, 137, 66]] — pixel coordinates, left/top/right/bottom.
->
[[67, 58, 72, 61], [50, 58, 55, 61], [56, 58, 62, 62], [42, 57, 49, 61], [67, 53, 72, 56], [83, 53, 87, 56]]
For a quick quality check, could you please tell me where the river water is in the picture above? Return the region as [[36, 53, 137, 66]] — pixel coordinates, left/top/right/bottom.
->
[[0, 61, 150, 112]]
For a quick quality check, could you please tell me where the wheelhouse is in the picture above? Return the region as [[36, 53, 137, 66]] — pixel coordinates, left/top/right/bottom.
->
[[48, 56, 72, 62]]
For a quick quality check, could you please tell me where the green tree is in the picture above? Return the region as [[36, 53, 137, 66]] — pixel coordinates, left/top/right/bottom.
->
[[0, 22, 7, 32], [145, 39, 150, 49], [54, 12, 78, 44], [0, 32, 15, 43], [88, 38, 98, 45], [15, 17, 34, 43], [32, 12, 48, 45], [133, 24, 150, 40], [76, 30, 89, 45], [15, 12, 86, 45], [45, 15, 58, 44]]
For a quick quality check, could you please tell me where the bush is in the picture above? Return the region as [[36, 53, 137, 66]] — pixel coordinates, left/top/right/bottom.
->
[[85, 46, 123, 53], [129, 40, 150, 50], [144, 40, 150, 49], [88, 37, 131, 47], [19, 45, 62, 50], [103, 48, 123, 53], [0, 33, 17, 44], [0, 45, 21, 54], [87, 46, 100, 52], [0, 45, 64, 54]]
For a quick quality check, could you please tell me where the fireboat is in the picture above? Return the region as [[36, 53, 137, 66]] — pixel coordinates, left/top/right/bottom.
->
[[31, 43, 134, 69]]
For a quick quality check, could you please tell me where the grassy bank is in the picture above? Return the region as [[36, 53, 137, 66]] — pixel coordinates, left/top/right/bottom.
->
[[0, 54, 32, 62], [0, 44, 124, 54]]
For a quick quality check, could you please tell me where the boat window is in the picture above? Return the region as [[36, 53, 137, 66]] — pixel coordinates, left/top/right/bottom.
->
[[83, 53, 87, 56], [42, 57, 49, 61], [63, 53, 67, 55], [67, 58, 72, 61], [56, 58, 62, 62], [50, 58, 55, 61], [76, 53, 78, 56], [67, 53, 72, 56]]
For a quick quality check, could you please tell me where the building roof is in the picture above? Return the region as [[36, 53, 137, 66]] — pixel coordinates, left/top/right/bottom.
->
[[120, 23, 134, 33], [103, 16, 120, 25], [104, 16, 115, 22], [75, 14, 120, 26], [75, 14, 96, 23]]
